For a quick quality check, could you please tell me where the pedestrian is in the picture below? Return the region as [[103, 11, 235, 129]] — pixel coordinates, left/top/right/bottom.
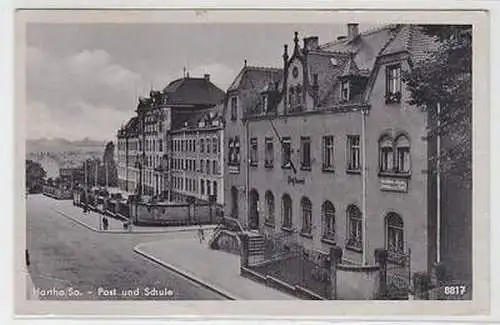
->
[[102, 217, 109, 230], [25, 249, 30, 267], [197, 225, 205, 244]]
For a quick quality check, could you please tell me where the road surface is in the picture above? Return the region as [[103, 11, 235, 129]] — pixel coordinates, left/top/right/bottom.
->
[[26, 194, 224, 300]]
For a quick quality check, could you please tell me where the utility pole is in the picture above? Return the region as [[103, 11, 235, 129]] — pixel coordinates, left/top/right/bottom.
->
[[95, 159, 98, 188]]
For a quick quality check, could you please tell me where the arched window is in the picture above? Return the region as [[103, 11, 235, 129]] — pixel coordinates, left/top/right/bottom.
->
[[379, 135, 394, 172], [231, 187, 238, 219], [282, 194, 292, 228], [395, 135, 410, 174], [386, 213, 404, 253], [301, 197, 312, 234], [322, 201, 335, 240], [265, 191, 275, 226], [346, 205, 362, 250]]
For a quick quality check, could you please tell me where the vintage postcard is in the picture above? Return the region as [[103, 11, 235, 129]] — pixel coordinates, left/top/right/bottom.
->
[[14, 8, 490, 318]]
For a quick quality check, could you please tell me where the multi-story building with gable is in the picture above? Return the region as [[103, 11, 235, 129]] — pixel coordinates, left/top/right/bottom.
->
[[223, 24, 471, 283], [117, 73, 226, 205]]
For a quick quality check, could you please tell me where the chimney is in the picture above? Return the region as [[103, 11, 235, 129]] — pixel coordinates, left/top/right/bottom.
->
[[347, 23, 359, 40], [303, 36, 319, 51], [204, 74, 210, 81]]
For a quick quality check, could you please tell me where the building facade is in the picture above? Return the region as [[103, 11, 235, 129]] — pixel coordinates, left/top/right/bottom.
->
[[170, 105, 225, 206], [117, 74, 226, 204], [224, 24, 470, 281]]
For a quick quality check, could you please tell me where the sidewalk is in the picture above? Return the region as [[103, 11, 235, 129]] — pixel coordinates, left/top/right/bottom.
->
[[134, 237, 297, 300], [47, 198, 216, 234]]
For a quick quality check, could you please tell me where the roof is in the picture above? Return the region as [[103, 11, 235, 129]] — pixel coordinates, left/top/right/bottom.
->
[[162, 77, 226, 106], [171, 105, 224, 131], [225, 65, 283, 116], [320, 25, 396, 72], [227, 66, 282, 92], [118, 116, 139, 137]]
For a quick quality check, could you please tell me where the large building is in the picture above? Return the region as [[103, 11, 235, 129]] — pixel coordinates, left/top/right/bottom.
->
[[117, 74, 226, 204], [223, 24, 471, 282]]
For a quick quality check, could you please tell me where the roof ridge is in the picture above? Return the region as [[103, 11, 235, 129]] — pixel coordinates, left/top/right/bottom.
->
[[320, 24, 394, 49], [245, 65, 282, 71], [309, 50, 351, 56]]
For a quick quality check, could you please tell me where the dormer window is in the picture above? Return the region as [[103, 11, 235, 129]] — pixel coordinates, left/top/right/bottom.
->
[[262, 94, 268, 113], [385, 64, 402, 104], [341, 80, 350, 102], [230, 97, 238, 120]]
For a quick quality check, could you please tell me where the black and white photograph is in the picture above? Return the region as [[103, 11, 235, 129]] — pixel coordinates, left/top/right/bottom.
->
[[15, 8, 491, 317]]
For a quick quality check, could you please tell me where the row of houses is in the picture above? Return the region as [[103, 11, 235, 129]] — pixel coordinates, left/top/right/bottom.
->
[[116, 24, 471, 284]]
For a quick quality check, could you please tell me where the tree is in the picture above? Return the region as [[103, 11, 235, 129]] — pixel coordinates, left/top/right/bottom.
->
[[26, 159, 46, 192], [403, 25, 472, 189], [102, 141, 118, 187]]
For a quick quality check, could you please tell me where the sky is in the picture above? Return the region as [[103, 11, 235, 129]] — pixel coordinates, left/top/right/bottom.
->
[[26, 23, 378, 142]]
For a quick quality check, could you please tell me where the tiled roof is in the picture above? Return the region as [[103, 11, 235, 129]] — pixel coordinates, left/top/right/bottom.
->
[[171, 105, 224, 131], [163, 77, 226, 106], [227, 66, 282, 92], [320, 25, 396, 72], [226, 66, 283, 115], [305, 51, 351, 106], [119, 116, 139, 137]]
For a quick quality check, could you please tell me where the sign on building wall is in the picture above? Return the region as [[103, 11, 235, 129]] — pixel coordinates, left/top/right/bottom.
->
[[380, 178, 408, 193]]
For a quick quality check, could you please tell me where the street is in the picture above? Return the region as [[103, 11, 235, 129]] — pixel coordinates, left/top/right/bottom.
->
[[26, 194, 224, 300]]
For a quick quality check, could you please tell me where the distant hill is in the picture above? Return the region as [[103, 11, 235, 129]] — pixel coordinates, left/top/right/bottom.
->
[[26, 137, 107, 154]]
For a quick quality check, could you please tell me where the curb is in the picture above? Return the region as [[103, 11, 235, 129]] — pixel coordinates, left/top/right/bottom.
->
[[51, 207, 216, 234], [133, 245, 240, 300]]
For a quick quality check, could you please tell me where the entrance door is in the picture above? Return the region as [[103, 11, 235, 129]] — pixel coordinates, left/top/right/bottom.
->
[[249, 189, 260, 230]]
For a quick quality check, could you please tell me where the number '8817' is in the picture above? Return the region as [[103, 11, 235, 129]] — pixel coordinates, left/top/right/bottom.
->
[[443, 285, 467, 295]]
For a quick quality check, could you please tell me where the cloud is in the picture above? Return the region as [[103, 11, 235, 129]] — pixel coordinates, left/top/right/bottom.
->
[[26, 46, 145, 141], [190, 62, 237, 90], [27, 100, 131, 141]]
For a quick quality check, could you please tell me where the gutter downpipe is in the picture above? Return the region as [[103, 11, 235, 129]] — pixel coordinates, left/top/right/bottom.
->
[[245, 118, 250, 231], [361, 106, 368, 265], [436, 102, 441, 264]]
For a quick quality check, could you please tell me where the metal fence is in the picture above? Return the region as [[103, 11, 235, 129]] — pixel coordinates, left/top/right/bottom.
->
[[384, 248, 411, 300]]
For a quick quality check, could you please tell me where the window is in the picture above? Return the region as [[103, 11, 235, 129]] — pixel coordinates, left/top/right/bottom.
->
[[395, 135, 410, 174], [296, 85, 302, 108], [212, 137, 218, 153], [212, 160, 217, 175], [250, 138, 258, 166], [193, 139, 196, 152], [265, 191, 275, 226], [288, 87, 295, 109], [347, 135, 361, 172], [301, 197, 312, 235], [300, 137, 311, 170], [265, 138, 274, 168], [200, 180, 205, 195], [206, 159, 210, 175], [386, 64, 402, 103], [206, 180, 211, 196], [230, 97, 238, 121], [200, 160, 204, 173], [322, 136, 334, 171], [379, 136, 394, 173], [386, 213, 404, 253], [234, 137, 241, 164], [159, 139, 163, 152], [346, 205, 362, 251], [200, 139, 205, 153], [322, 201, 335, 241], [281, 137, 292, 168], [341, 80, 350, 101], [231, 187, 238, 218], [213, 181, 217, 200], [206, 138, 211, 153], [228, 138, 235, 164], [282, 194, 292, 229]]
